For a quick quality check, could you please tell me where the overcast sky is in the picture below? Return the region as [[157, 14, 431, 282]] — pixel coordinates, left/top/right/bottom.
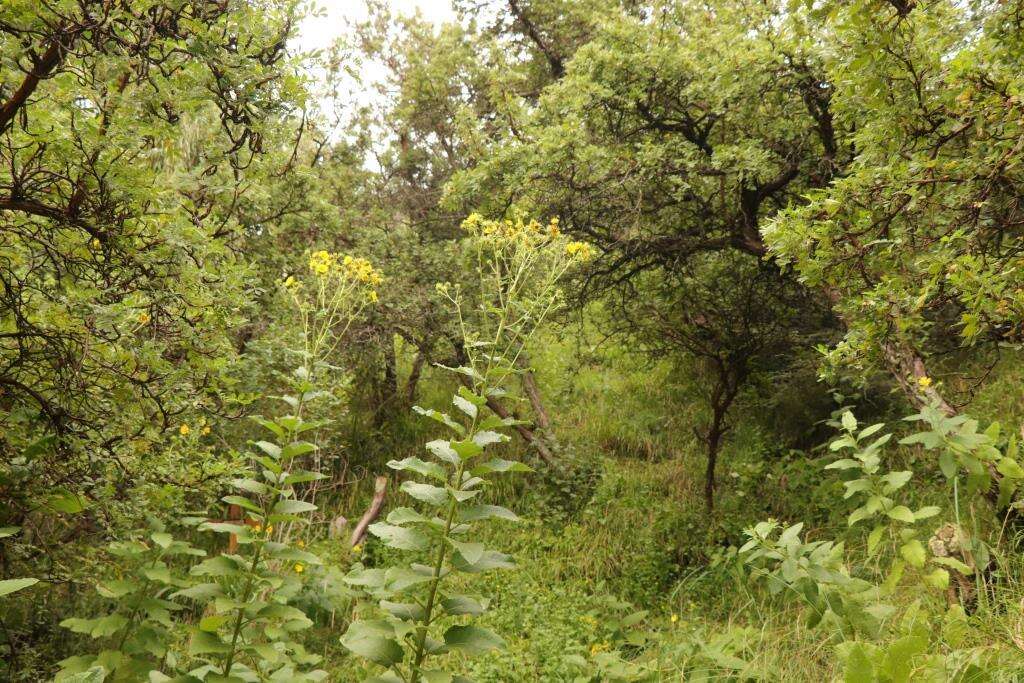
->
[[296, 0, 456, 53]]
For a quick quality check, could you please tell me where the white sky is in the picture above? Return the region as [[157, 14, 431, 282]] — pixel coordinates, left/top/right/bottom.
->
[[297, 0, 456, 53]]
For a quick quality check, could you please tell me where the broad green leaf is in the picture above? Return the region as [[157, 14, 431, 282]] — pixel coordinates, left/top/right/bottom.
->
[[449, 539, 485, 565], [281, 441, 317, 460], [458, 505, 519, 522], [368, 523, 429, 551], [272, 499, 318, 515], [900, 539, 926, 568], [254, 441, 282, 458], [441, 595, 487, 616], [0, 577, 38, 597], [443, 625, 505, 655], [340, 621, 404, 666], [886, 506, 915, 523], [401, 481, 448, 506], [426, 440, 460, 465], [388, 457, 446, 481]]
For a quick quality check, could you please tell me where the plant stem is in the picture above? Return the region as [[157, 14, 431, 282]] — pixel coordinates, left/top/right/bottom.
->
[[222, 542, 264, 676], [409, 459, 466, 680]]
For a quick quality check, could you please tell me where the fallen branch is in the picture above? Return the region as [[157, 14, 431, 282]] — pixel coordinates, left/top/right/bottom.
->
[[349, 476, 388, 548]]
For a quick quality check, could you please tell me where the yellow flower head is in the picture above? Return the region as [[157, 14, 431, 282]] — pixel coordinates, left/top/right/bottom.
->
[[296, 539, 305, 548], [547, 217, 561, 237], [178, 424, 190, 436], [917, 376, 933, 389], [565, 241, 595, 262], [138, 312, 151, 325], [91, 238, 101, 249], [294, 563, 304, 573], [308, 250, 335, 276], [265, 525, 273, 534], [252, 524, 262, 533], [670, 614, 679, 624], [351, 544, 362, 554], [202, 425, 211, 435], [462, 212, 485, 234]]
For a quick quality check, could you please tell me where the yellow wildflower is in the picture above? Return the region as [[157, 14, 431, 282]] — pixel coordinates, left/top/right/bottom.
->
[[352, 544, 362, 554], [308, 250, 334, 276], [265, 525, 273, 534], [91, 238, 101, 249], [294, 563, 304, 573], [252, 523, 262, 533], [296, 540, 305, 548], [138, 312, 151, 325], [590, 641, 610, 655], [547, 217, 561, 236], [462, 212, 485, 234], [179, 424, 190, 436], [917, 376, 933, 389], [565, 241, 595, 261], [202, 425, 211, 435], [670, 614, 679, 624], [368, 290, 379, 303]]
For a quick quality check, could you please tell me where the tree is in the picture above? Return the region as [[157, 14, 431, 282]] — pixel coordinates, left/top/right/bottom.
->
[[615, 253, 831, 511], [0, 0, 307, 601], [765, 0, 1024, 415]]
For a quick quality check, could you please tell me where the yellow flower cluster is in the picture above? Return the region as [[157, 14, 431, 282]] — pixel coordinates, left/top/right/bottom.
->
[[306, 250, 384, 287], [308, 250, 335, 276], [461, 213, 563, 243], [565, 241, 595, 261], [341, 255, 384, 286]]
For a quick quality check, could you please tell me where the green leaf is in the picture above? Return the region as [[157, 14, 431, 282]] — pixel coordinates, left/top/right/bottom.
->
[[221, 496, 261, 513], [470, 458, 532, 476], [453, 394, 478, 419], [452, 550, 514, 573], [199, 615, 230, 632], [401, 481, 448, 506], [459, 505, 519, 522], [867, 525, 886, 557], [368, 523, 429, 551], [0, 526, 21, 539], [923, 568, 950, 590], [913, 506, 940, 520], [45, 490, 87, 514], [443, 625, 505, 655], [886, 506, 916, 523], [380, 600, 425, 621], [881, 471, 913, 492], [413, 406, 465, 435], [387, 507, 428, 525], [272, 499, 318, 515], [900, 539, 926, 568], [939, 451, 957, 479], [281, 441, 317, 460], [441, 595, 487, 616], [426, 440, 460, 465], [842, 642, 875, 683], [451, 439, 483, 460], [472, 431, 508, 448], [189, 629, 229, 655], [0, 577, 38, 597], [340, 621, 404, 666], [254, 441, 282, 458], [824, 459, 861, 470], [388, 457, 446, 481], [841, 411, 857, 433], [449, 539, 485, 565]]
